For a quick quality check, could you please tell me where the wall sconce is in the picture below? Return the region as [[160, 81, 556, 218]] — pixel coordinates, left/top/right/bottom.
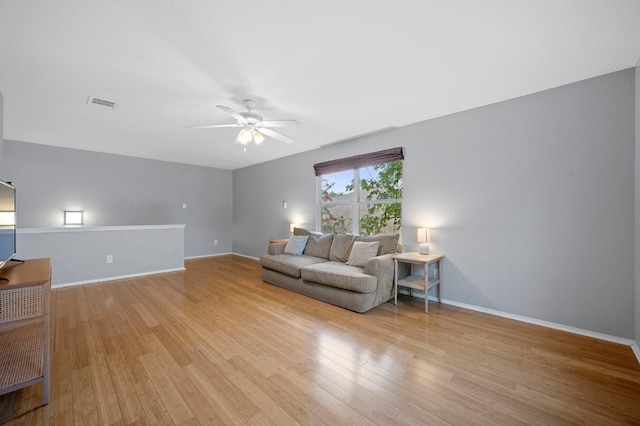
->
[[64, 210, 83, 225], [0, 211, 15, 226], [417, 228, 431, 254]]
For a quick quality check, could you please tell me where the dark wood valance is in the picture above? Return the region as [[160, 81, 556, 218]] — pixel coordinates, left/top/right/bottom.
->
[[313, 147, 404, 176]]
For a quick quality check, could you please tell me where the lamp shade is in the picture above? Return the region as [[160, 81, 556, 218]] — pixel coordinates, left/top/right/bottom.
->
[[417, 228, 430, 243], [417, 228, 430, 254]]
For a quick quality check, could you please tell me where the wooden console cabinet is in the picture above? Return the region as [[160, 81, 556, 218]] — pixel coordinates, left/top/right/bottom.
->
[[0, 258, 51, 406]]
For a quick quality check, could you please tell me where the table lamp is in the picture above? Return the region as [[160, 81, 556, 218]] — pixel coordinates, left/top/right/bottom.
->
[[417, 228, 430, 254]]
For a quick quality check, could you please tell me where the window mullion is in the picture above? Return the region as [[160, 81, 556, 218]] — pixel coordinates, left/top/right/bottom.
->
[[353, 168, 360, 234]]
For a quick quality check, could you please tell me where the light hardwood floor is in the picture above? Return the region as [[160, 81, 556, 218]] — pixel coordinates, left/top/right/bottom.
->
[[1, 255, 639, 425]]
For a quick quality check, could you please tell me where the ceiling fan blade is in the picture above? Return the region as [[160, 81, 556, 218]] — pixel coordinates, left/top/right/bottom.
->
[[259, 119, 300, 128], [260, 128, 294, 144], [216, 105, 245, 122], [188, 123, 242, 129]]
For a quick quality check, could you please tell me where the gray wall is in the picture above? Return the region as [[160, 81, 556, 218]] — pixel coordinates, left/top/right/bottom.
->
[[0, 90, 3, 161], [19, 225, 185, 286], [0, 140, 233, 257], [234, 69, 636, 339], [233, 149, 320, 256], [636, 61, 640, 349]]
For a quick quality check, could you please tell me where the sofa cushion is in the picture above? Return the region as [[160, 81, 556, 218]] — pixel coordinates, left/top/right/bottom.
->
[[329, 233, 358, 262], [346, 241, 380, 267], [293, 227, 315, 236], [301, 261, 377, 293], [292, 227, 335, 260], [304, 233, 334, 259], [358, 233, 400, 255], [259, 254, 328, 279]]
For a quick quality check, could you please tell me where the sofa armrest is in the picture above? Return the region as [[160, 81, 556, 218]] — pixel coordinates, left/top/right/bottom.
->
[[364, 253, 399, 306], [268, 241, 287, 255], [364, 253, 394, 281]]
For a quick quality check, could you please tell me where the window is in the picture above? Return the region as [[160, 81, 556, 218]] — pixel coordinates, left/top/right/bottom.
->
[[316, 148, 403, 236]]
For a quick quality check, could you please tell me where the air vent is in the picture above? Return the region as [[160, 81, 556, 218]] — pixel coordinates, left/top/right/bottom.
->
[[87, 96, 116, 110]]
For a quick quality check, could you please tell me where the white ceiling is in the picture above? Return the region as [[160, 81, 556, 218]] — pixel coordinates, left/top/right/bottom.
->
[[1, 1, 639, 170]]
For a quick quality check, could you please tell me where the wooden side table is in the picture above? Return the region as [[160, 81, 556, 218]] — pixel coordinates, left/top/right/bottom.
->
[[0, 258, 52, 407], [393, 252, 443, 313]]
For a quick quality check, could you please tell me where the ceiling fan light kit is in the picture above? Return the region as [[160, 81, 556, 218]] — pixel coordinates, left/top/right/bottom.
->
[[190, 99, 299, 148], [235, 127, 265, 145], [252, 130, 265, 144]]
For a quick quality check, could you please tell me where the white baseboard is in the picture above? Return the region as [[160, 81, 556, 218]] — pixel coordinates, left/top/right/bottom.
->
[[231, 252, 259, 261], [398, 289, 640, 364], [54, 252, 243, 288], [631, 342, 640, 364], [441, 297, 640, 364], [186, 252, 258, 260], [53, 267, 186, 288], [185, 252, 233, 260], [439, 297, 635, 346]]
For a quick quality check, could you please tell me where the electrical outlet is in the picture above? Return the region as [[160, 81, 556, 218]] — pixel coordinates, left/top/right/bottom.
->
[[182, 203, 187, 209], [214, 240, 218, 246], [106, 255, 113, 263]]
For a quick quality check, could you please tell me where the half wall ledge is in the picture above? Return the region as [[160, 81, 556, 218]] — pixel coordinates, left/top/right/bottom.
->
[[16, 225, 185, 286]]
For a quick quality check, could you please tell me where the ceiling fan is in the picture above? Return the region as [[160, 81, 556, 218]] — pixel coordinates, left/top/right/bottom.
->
[[189, 99, 300, 146]]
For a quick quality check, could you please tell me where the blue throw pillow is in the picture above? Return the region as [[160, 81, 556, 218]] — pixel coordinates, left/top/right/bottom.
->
[[284, 235, 309, 255]]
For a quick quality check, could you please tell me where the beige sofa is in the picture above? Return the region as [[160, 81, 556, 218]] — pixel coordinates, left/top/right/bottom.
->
[[259, 228, 400, 313]]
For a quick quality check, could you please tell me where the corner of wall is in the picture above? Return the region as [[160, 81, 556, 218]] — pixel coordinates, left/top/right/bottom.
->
[[635, 61, 640, 355]]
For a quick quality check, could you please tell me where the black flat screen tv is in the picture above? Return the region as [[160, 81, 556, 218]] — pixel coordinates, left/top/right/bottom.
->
[[0, 180, 16, 271]]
